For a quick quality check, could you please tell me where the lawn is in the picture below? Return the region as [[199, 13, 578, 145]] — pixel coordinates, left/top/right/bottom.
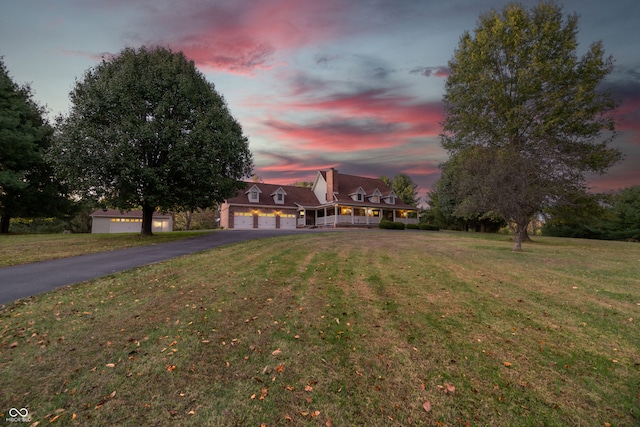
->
[[0, 231, 212, 267], [0, 231, 638, 426]]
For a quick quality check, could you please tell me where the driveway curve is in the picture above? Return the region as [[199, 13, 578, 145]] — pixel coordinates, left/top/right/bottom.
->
[[0, 229, 330, 305]]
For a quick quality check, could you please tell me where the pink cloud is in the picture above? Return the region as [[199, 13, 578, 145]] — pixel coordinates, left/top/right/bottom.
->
[[153, 0, 347, 74], [616, 95, 640, 133], [259, 152, 337, 174], [259, 88, 443, 151]]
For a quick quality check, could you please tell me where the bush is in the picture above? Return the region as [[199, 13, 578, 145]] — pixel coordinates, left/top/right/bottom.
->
[[379, 219, 405, 230], [419, 223, 440, 231], [406, 223, 419, 230]]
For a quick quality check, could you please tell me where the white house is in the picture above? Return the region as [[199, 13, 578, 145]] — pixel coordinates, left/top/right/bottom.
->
[[220, 169, 419, 229]]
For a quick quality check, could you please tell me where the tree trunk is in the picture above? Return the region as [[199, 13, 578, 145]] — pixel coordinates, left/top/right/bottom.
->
[[0, 214, 10, 234], [141, 204, 155, 236], [185, 210, 193, 231], [512, 220, 529, 252]]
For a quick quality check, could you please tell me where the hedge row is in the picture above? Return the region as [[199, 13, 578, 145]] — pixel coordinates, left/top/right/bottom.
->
[[378, 219, 440, 231]]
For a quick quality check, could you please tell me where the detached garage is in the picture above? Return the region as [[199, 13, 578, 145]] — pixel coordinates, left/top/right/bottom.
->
[[90, 209, 173, 233]]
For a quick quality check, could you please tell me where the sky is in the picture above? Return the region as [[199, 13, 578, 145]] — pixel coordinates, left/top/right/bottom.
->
[[1, 0, 639, 204]]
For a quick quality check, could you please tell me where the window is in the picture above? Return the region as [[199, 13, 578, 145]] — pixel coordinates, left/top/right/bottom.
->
[[250, 191, 259, 202], [272, 187, 286, 204], [357, 193, 363, 201]]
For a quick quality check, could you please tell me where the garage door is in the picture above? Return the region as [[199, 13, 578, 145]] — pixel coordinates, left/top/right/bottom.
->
[[280, 213, 297, 229], [258, 213, 276, 228], [110, 219, 141, 233], [234, 212, 254, 229]]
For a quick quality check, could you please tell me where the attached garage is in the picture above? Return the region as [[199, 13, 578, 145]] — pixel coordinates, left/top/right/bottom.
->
[[220, 182, 320, 230]]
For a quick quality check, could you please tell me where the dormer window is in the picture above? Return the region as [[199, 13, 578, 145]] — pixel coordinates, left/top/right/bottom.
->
[[383, 191, 397, 205], [271, 187, 287, 205], [350, 187, 366, 202], [246, 185, 262, 203], [368, 189, 383, 203]]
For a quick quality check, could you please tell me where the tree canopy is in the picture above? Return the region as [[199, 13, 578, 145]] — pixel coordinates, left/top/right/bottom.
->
[[50, 46, 253, 235], [543, 186, 640, 241], [381, 173, 420, 207], [440, 1, 622, 250], [0, 58, 74, 233]]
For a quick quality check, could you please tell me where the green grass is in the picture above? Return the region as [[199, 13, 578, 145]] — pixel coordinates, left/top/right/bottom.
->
[[0, 231, 212, 267], [1, 231, 638, 426]]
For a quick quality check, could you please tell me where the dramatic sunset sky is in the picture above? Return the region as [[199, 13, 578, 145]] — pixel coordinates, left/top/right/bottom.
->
[[2, 0, 638, 203]]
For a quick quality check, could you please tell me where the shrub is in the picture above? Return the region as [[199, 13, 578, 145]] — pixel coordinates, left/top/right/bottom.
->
[[406, 223, 419, 230], [379, 219, 405, 230]]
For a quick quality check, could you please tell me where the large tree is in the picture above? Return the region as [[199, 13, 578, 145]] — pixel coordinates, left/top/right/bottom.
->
[[50, 46, 253, 235], [0, 58, 73, 233], [440, 2, 622, 251]]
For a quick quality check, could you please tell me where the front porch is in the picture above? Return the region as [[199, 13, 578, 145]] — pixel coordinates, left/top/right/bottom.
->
[[298, 205, 419, 228]]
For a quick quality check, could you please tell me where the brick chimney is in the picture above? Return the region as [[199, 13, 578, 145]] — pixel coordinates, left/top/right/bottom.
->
[[326, 168, 338, 202]]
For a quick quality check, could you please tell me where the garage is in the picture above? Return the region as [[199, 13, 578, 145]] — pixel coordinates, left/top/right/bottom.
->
[[279, 213, 297, 229], [90, 209, 173, 233], [233, 212, 254, 229], [258, 213, 276, 228]]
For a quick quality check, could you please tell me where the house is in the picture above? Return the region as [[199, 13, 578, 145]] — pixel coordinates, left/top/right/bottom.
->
[[220, 169, 419, 229], [90, 209, 173, 233]]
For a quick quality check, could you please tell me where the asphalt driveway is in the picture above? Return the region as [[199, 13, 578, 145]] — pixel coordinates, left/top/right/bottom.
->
[[0, 229, 323, 305]]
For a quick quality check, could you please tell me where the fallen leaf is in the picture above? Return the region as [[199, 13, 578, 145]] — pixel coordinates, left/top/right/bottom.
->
[[272, 348, 282, 356], [305, 385, 314, 392], [259, 388, 268, 400], [250, 393, 256, 400], [105, 363, 116, 368], [277, 364, 285, 373], [326, 417, 333, 427], [446, 383, 455, 393], [167, 365, 176, 371], [9, 342, 18, 348], [503, 361, 512, 367], [423, 401, 432, 412]]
